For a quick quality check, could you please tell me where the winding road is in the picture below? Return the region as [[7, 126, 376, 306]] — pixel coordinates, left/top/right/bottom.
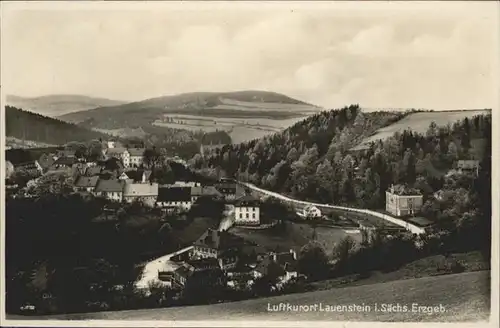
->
[[239, 181, 426, 234]]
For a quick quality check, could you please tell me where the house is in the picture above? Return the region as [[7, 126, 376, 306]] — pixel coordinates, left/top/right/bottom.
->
[[192, 229, 247, 270], [127, 148, 145, 168], [51, 156, 77, 170], [173, 181, 201, 187], [302, 205, 322, 219], [234, 195, 261, 226], [456, 160, 480, 175], [123, 182, 158, 207], [14, 160, 43, 176], [119, 169, 152, 183], [94, 179, 125, 202], [156, 187, 192, 211], [254, 250, 298, 286], [169, 258, 224, 290], [215, 182, 246, 201], [73, 176, 99, 193], [56, 149, 76, 159], [85, 166, 103, 177], [385, 184, 423, 217]]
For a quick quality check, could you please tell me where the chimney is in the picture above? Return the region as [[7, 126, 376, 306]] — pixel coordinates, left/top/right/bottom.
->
[[290, 249, 297, 260], [271, 252, 277, 262]]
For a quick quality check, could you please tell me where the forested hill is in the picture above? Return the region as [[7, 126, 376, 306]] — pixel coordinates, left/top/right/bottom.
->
[[191, 104, 491, 228], [5, 106, 110, 145]]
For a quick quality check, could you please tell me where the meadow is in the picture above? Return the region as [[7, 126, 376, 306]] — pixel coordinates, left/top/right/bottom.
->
[[153, 114, 308, 143], [229, 221, 362, 256], [352, 110, 490, 150]]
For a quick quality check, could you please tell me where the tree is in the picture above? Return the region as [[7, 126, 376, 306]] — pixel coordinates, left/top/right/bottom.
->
[[332, 236, 357, 266], [297, 241, 330, 281]]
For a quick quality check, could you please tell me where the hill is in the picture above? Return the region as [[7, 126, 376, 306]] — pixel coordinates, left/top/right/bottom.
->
[[6, 94, 126, 117], [57, 91, 321, 142], [352, 109, 492, 151], [4, 106, 110, 146], [13, 271, 489, 321]]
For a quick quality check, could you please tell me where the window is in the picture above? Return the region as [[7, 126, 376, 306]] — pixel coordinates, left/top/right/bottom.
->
[[240, 213, 243, 219], [246, 213, 249, 219], [252, 213, 255, 219]]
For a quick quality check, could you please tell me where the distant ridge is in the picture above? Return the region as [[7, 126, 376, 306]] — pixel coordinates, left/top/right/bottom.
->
[[6, 94, 126, 117], [58, 90, 322, 131]]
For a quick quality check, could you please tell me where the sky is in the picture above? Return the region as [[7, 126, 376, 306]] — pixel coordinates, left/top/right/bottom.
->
[[1, 1, 498, 110]]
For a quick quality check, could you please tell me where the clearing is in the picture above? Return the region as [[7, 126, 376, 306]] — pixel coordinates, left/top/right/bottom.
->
[[352, 110, 491, 151]]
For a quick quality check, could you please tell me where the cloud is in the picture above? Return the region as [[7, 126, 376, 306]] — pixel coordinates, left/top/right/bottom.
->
[[2, 5, 497, 110]]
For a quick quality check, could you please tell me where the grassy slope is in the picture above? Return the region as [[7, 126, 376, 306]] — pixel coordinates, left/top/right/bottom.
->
[[352, 110, 491, 150], [6, 94, 126, 117], [16, 269, 489, 321]]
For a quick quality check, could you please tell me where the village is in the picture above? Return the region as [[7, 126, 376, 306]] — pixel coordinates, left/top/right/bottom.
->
[[4, 137, 483, 301]]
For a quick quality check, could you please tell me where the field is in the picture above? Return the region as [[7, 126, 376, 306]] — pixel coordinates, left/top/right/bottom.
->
[[154, 114, 309, 143], [28, 270, 490, 321], [210, 97, 320, 113], [229, 221, 362, 255], [352, 110, 490, 150]]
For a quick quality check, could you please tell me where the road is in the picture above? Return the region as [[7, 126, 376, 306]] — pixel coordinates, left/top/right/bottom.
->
[[218, 204, 235, 231], [11, 271, 490, 322], [240, 181, 426, 234], [134, 246, 193, 291]]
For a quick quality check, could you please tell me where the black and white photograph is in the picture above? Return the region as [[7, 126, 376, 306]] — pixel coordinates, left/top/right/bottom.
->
[[0, 1, 498, 326]]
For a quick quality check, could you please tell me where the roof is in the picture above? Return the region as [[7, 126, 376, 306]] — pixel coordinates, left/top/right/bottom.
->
[[107, 147, 127, 156], [185, 258, 220, 271], [128, 148, 145, 157], [304, 205, 321, 212], [235, 195, 260, 207], [193, 229, 247, 251], [174, 265, 194, 279], [191, 186, 203, 196], [58, 149, 76, 157], [215, 183, 237, 194], [407, 216, 434, 227], [123, 182, 158, 197], [53, 156, 77, 166], [157, 187, 192, 202], [202, 186, 223, 197], [387, 184, 422, 196], [74, 176, 99, 188], [14, 160, 40, 169], [255, 257, 286, 277], [94, 179, 125, 193], [85, 166, 103, 176], [123, 169, 152, 182]]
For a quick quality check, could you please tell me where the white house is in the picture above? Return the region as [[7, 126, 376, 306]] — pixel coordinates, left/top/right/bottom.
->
[[385, 184, 423, 217], [234, 195, 260, 226], [93, 179, 125, 202], [123, 182, 158, 207], [302, 205, 322, 219], [128, 148, 145, 168]]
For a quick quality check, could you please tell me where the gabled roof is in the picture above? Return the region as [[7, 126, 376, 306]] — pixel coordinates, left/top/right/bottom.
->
[[185, 258, 220, 271], [128, 148, 145, 157], [14, 160, 41, 169], [123, 169, 152, 182], [387, 184, 422, 196], [193, 229, 247, 251], [74, 176, 99, 188], [53, 156, 77, 166], [157, 187, 192, 202], [235, 195, 260, 207], [94, 179, 124, 193], [123, 182, 158, 197], [107, 147, 127, 156], [85, 166, 103, 176], [203, 186, 223, 197]]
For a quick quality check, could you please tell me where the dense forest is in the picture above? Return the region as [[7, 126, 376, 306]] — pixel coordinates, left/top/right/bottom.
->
[[5, 106, 110, 145], [192, 105, 492, 254]]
